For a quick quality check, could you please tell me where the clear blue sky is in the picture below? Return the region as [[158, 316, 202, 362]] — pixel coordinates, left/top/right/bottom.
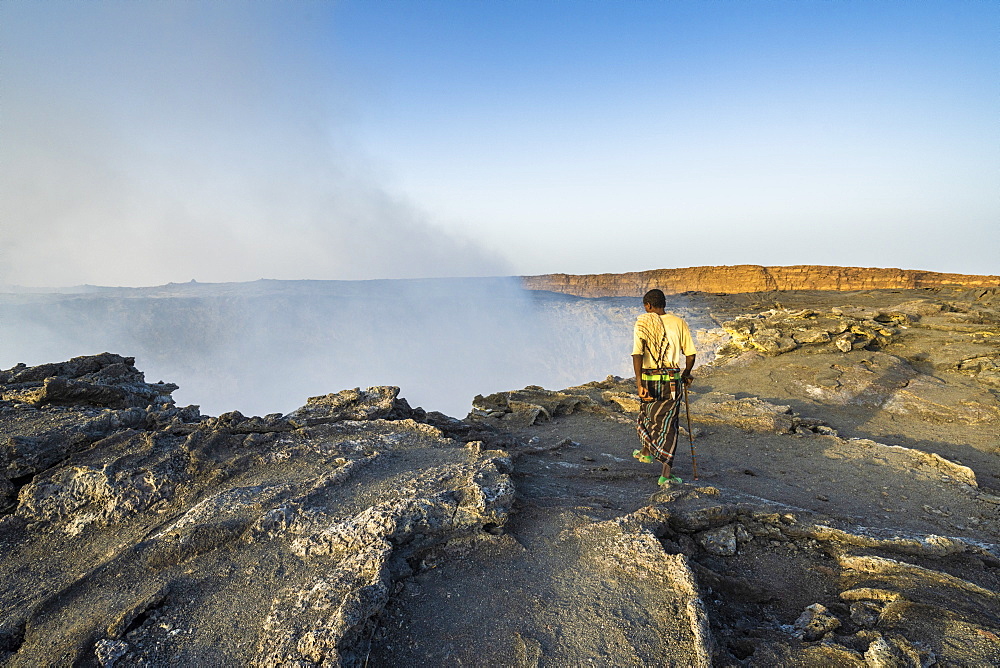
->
[[2, 0, 997, 286]]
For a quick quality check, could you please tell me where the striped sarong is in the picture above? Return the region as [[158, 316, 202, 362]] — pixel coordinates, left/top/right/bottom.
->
[[636, 368, 682, 465]]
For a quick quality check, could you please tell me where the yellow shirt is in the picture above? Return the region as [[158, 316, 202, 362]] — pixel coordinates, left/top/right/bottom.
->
[[632, 312, 696, 369]]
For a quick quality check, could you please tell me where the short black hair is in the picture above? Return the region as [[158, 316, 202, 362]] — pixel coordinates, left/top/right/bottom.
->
[[643, 289, 666, 309]]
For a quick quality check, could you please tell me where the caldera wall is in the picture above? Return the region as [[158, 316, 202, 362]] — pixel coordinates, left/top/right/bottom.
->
[[522, 265, 1000, 297]]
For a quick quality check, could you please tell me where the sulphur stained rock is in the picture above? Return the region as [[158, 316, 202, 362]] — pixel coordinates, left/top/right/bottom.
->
[[810, 524, 981, 559], [956, 356, 998, 374], [0, 353, 145, 385], [748, 328, 798, 355], [840, 588, 904, 603], [566, 515, 714, 667], [717, 307, 901, 360], [887, 299, 946, 317], [816, 437, 978, 489], [1, 408, 151, 478], [2, 375, 177, 410], [506, 400, 550, 427], [834, 332, 855, 352], [257, 453, 513, 665], [291, 471, 512, 559], [792, 328, 831, 344], [837, 553, 999, 603]]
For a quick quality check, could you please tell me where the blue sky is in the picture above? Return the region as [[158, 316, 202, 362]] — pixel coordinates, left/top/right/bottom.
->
[[1, 0, 997, 286]]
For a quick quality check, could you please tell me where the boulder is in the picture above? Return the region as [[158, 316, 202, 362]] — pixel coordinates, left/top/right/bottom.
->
[[469, 387, 594, 426], [687, 392, 802, 433], [286, 386, 417, 427], [863, 634, 923, 668], [601, 391, 641, 413], [0, 354, 178, 409], [694, 524, 738, 556], [793, 603, 842, 641]]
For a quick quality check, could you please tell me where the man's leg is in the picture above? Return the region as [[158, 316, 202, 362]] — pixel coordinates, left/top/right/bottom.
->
[[657, 381, 683, 485], [635, 377, 656, 461]]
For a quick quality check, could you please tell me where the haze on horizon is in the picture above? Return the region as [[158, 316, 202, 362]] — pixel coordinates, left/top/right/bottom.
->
[[1, 0, 997, 288]]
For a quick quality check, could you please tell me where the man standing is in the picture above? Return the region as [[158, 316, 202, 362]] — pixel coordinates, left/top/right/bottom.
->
[[632, 289, 696, 486]]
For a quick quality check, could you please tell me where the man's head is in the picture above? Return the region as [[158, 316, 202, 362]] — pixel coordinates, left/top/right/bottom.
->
[[643, 289, 666, 309]]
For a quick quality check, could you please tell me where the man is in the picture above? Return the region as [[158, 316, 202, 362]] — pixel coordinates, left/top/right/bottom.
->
[[631, 289, 696, 486]]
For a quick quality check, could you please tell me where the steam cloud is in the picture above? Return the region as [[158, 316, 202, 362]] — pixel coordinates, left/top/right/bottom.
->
[[0, 280, 639, 418], [0, 1, 507, 287]]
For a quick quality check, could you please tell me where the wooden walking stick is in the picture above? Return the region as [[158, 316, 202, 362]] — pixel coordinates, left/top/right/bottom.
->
[[683, 382, 699, 480]]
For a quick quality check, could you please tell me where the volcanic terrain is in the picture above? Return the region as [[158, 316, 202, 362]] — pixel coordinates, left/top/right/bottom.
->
[[1, 274, 998, 666]]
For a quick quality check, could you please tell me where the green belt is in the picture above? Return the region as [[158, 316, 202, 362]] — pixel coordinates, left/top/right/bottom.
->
[[642, 370, 682, 381]]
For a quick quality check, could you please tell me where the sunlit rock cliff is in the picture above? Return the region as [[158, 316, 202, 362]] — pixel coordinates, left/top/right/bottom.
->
[[523, 265, 1000, 297]]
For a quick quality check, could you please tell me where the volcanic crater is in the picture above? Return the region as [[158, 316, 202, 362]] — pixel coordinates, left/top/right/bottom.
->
[[1, 267, 999, 667]]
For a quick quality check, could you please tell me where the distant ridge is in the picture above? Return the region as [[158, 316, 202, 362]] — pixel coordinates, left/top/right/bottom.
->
[[522, 265, 1000, 297]]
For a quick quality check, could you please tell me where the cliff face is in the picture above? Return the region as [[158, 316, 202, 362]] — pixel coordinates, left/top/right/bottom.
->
[[522, 265, 1000, 297]]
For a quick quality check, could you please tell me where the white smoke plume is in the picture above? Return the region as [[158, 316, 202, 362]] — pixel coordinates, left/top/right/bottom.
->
[[0, 1, 507, 287]]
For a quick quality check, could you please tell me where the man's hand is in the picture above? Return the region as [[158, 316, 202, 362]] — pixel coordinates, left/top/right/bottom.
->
[[681, 370, 693, 387], [632, 354, 649, 400]]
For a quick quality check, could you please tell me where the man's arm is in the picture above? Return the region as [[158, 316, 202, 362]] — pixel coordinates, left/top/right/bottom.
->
[[632, 354, 650, 400], [682, 354, 696, 385], [679, 317, 697, 386]]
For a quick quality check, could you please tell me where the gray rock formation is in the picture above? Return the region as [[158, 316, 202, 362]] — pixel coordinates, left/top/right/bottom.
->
[[0, 353, 178, 409], [0, 355, 514, 666]]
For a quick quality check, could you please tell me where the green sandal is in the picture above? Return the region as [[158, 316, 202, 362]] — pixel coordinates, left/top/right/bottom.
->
[[658, 475, 683, 486], [633, 449, 655, 464]]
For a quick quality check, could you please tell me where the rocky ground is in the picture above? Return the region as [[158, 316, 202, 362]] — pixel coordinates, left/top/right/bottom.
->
[[1, 286, 999, 666]]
